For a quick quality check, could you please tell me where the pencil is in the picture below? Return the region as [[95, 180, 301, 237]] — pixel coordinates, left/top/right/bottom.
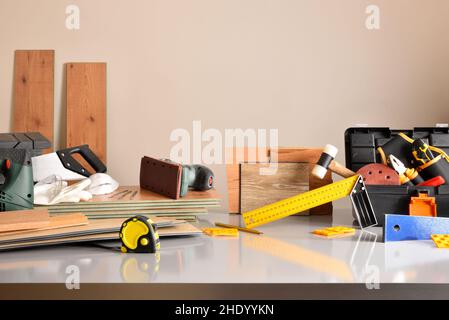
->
[[215, 222, 263, 235]]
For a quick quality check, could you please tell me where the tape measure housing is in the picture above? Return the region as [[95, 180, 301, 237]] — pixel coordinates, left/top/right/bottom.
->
[[120, 215, 160, 253]]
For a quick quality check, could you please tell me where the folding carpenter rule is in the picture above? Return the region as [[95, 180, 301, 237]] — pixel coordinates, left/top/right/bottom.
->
[[242, 175, 377, 229]]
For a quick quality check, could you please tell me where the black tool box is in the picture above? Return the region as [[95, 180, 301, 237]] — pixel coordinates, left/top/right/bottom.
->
[[0, 132, 51, 157], [345, 127, 449, 225]]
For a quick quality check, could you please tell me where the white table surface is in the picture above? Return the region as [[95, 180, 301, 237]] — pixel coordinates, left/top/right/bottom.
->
[[1, 209, 448, 299]]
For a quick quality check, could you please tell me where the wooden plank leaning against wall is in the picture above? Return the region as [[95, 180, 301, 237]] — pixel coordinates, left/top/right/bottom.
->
[[66, 62, 107, 164], [13, 50, 55, 153]]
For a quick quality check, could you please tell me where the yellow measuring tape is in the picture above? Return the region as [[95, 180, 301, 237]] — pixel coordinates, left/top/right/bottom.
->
[[243, 175, 360, 229]]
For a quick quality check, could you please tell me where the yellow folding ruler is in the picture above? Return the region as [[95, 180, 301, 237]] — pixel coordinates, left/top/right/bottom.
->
[[242, 174, 377, 229]]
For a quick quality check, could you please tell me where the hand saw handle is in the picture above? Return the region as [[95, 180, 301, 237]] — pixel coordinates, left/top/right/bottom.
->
[[56, 145, 107, 177]]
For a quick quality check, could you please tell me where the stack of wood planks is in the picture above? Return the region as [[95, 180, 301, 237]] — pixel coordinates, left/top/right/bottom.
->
[[0, 209, 202, 251], [37, 186, 220, 221]]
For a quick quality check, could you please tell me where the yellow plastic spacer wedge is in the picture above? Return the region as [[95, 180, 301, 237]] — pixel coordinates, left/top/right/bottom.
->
[[203, 227, 239, 237], [431, 234, 449, 248], [313, 226, 355, 238]]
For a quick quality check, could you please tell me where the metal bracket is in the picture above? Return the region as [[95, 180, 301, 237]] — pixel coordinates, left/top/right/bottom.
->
[[350, 176, 378, 229]]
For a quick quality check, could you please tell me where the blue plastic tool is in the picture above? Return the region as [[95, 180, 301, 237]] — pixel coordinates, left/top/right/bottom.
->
[[384, 214, 449, 242]]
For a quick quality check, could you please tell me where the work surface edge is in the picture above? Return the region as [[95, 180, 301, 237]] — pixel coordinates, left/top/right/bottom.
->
[[0, 283, 448, 300]]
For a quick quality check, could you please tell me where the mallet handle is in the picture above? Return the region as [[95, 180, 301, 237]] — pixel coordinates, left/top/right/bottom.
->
[[329, 161, 356, 178]]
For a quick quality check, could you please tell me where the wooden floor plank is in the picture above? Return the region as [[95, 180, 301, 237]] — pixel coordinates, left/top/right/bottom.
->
[[225, 147, 269, 213], [66, 63, 107, 164], [273, 148, 333, 215], [13, 50, 54, 152], [240, 163, 309, 213]]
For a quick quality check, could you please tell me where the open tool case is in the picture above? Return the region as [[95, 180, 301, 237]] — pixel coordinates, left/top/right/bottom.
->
[[345, 127, 449, 225]]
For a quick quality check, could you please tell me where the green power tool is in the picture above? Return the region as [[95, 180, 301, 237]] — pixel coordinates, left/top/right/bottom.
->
[[0, 132, 51, 211], [179, 164, 214, 197], [0, 149, 34, 211]]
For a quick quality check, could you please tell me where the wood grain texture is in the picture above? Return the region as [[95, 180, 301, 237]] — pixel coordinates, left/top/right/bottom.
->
[[273, 148, 333, 215], [240, 163, 309, 213], [0, 218, 201, 250], [226, 147, 334, 215], [226, 147, 269, 213], [0, 213, 88, 236], [273, 148, 326, 163], [13, 50, 54, 152], [226, 165, 240, 213], [0, 218, 129, 243], [39, 186, 220, 215], [66, 63, 107, 163], [85, 185, 219, 203], [0, 209, 49, 233]]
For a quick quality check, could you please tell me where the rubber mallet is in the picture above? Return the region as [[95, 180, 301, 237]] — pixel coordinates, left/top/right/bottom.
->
[[312, 144, 356, 179]]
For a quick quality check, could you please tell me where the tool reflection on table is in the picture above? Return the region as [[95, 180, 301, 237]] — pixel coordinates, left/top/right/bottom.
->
[[242, 235, 354, 281], [120, 255, 160, 282], [349, 230, 378, 282]]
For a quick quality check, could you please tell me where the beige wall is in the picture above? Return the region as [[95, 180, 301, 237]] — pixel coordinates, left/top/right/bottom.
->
[[1, 0, 449, 210]]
